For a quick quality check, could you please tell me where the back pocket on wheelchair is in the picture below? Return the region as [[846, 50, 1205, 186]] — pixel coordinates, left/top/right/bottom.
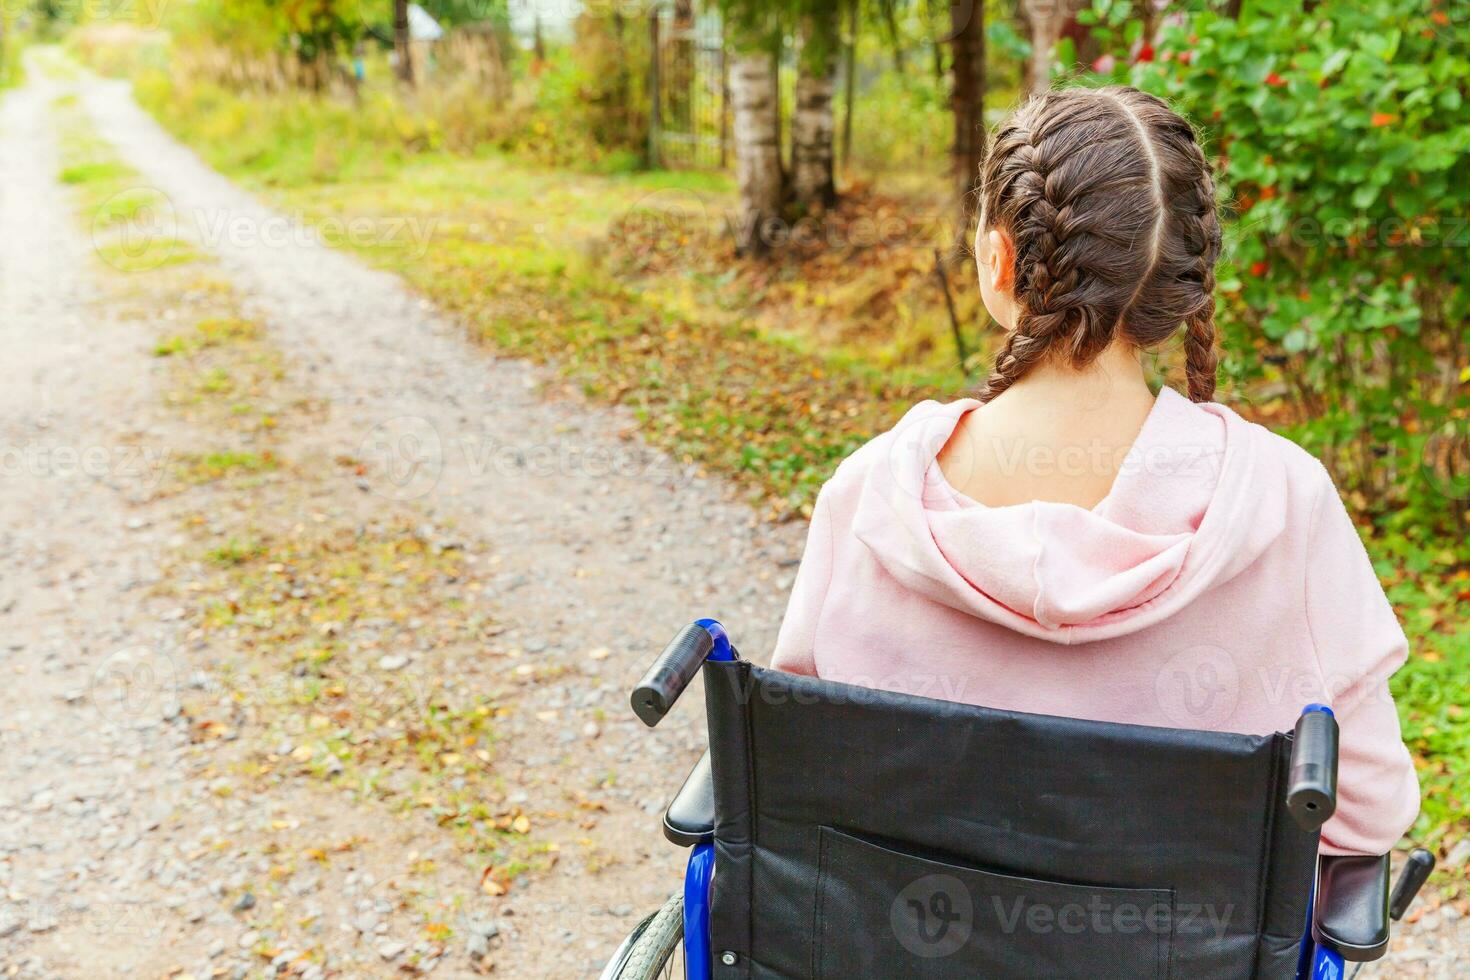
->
[[812, 827, 1173, 980]]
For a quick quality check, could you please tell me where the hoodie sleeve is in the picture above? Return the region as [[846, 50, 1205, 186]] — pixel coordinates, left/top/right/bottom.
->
[[770, 485, 838, 676], [1303, 469, 1421, 856]]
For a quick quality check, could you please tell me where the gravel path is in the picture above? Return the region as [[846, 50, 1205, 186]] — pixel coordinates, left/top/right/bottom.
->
[[3, 60, 801, 979], [1, 60, 1463, 979]]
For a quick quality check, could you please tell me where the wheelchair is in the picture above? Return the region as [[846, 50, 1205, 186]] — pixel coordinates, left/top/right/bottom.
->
[[602, 620, 1435, 980]]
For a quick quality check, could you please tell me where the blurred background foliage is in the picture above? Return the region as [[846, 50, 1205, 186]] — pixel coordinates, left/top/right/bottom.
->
[[3, 0, 1468, 856]]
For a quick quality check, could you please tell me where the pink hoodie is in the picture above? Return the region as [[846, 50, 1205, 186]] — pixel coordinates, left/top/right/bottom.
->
[[771, 387, 1420, 856]]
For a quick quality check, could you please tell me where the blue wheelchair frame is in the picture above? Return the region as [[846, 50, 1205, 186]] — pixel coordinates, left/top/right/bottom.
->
[[1296, 709, 1346, 980], [1301, 881, 1346, 980], [681, 618, 732, 980], [666, 622, 1370, 980]]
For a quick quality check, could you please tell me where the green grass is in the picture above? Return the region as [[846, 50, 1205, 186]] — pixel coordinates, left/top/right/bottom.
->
[[155, 316, 263, 356], [170, 449, 280, 486], [205, 536, 266, 566], [199, 449, 274, 472], [59, 160, 132, 185], [0, 39, 25, 91], [94, 236, 201, 273], [50, 92, 210, 279], [90, 185, 167, 225]]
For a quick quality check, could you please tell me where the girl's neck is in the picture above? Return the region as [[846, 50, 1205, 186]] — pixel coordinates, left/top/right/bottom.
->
[[940, 341, 1156, 509], [991, 342, 1153, 414]]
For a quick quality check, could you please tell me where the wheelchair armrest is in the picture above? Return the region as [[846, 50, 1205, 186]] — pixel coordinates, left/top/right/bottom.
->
[[662, 749, 714, 847], [1313, 853, 1391, 962]]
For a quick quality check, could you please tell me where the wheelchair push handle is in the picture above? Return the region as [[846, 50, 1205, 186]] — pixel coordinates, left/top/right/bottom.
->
[[1287, 704, 1339, 832], [631, 620, 733, 728], [1389, 848, 1435, 921]]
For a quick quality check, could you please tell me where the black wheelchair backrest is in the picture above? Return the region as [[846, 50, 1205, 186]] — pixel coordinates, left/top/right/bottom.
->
[[701, 660, 1319, 980]]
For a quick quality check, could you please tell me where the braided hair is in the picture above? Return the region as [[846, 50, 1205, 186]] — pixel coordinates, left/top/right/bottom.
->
[[977, 86, 1223, 403]]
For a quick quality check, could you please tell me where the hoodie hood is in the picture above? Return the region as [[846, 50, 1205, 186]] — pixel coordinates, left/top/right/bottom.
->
[[850, 387, 1287, 644]]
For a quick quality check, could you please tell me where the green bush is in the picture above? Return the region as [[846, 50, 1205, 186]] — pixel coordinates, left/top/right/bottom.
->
[[842, 63, 951, 176], [1, 22, 28, 89], [1091, 0, 1470, 538]]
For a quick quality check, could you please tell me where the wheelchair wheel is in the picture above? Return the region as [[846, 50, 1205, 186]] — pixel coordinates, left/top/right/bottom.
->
[[600, 890, 683, 980]]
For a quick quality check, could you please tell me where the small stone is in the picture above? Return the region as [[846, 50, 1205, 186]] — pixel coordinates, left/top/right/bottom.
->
[[376, 940, 406, 961], [238, 930, 260, 949], [467, 916, 499, 939], [377, 653, 408, 672], [233, 892, 256, 913]]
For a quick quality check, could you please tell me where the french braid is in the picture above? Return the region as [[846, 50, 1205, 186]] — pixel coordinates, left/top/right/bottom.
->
[[977, 86, 1223, 403]]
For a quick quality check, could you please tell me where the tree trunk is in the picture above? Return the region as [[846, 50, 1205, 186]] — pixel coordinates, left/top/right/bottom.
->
[[880, 0, 906, 72], [950, 0, 986, 242], [647, 11, 662, 167], [394, 0, 414, 85], [1025, 0, 1081, 94], [792, 4, 840, 208], [729, 47, 783, 255], [840, 0, 858, 170]]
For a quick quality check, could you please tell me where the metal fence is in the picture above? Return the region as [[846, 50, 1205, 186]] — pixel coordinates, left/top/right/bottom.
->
[[648, 7, 729, 170]]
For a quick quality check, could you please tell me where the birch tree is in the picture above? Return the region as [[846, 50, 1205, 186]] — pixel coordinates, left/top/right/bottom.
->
[[1024, 0, 1084, 93], [726, 7, 784, 254], [791, 0, 842, 207], [394, 0, 414, 85]]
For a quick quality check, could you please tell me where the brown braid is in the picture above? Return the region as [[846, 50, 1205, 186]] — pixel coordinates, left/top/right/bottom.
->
[[977, 86, 1223, 403], [1180, 138, 1223, 402]]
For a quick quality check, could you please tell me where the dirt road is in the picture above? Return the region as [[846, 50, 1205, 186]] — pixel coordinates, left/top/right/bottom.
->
[[1, 56, 800, 979]]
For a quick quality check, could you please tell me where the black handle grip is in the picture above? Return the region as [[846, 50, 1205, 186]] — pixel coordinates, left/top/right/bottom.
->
[[1389, 848, 1436, 921], [1287, 708, 1339, 832], [631, 623, 713, 727]]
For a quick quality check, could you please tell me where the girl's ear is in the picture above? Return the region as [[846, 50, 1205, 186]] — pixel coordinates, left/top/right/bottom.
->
[[974, 220, 1020, 332], [987, 227, 1017, 294]]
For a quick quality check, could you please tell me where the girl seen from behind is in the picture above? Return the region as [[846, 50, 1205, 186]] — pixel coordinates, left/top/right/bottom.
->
[[771, 86, 1419, 857]]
